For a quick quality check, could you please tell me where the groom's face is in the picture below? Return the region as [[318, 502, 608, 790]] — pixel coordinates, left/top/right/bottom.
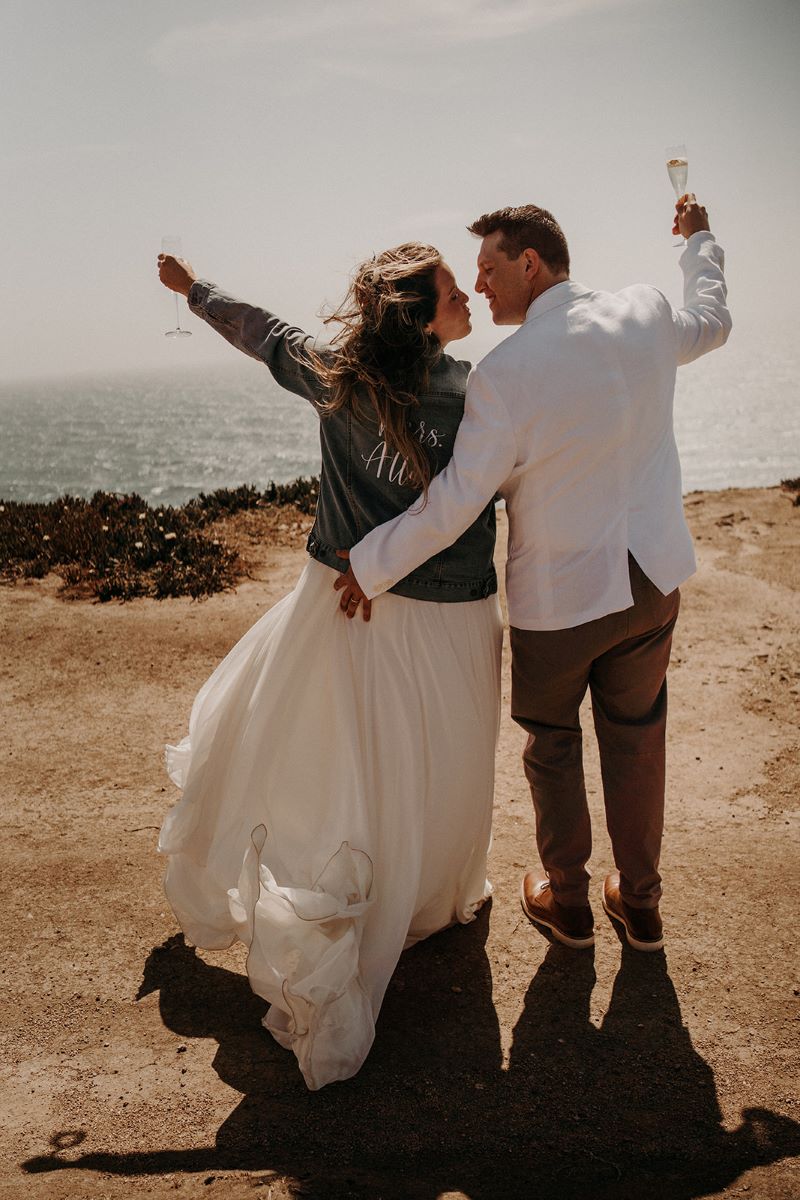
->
[[475, 232, 533, 326]]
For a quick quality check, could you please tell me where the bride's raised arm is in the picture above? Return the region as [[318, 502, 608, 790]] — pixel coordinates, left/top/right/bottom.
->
[[157, 253, 327, 408]]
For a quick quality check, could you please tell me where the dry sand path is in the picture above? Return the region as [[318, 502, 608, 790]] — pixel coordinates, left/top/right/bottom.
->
[[1, 487, 799, 1200]]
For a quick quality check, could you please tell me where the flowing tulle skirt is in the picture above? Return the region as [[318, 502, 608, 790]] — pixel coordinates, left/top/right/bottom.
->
[[158, 558, 502, 1089]]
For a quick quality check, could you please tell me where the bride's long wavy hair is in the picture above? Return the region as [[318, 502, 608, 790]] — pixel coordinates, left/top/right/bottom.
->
[[308, 242, 443, 497]]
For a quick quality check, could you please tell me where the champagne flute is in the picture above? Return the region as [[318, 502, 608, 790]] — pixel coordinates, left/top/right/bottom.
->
[[665, 144, 688, 247], [161, 235, 192, 338]]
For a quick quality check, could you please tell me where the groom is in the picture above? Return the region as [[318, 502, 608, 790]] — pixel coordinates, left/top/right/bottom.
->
[[335, 196, 731, 951]]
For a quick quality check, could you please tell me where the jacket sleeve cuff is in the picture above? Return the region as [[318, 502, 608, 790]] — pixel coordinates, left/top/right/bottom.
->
[[680, 231, 717, 260], [679, 231, 721, 270], [187, 279, 214, 313], [349, 542, 391, 600]]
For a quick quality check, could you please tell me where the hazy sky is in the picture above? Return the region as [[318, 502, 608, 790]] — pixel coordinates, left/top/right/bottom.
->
[[1, 0, 798, 381]]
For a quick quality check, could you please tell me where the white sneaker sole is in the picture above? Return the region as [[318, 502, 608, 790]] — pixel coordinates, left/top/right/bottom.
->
[[520, 882, 595, 950], [602, 896, 664, 952]]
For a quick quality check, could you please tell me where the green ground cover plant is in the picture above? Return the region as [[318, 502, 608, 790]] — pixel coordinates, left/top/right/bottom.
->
[[0, 478, 319, 601]]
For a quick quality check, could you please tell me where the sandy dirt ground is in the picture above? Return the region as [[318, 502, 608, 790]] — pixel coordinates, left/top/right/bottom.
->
[[1, 486, 799, 1200]]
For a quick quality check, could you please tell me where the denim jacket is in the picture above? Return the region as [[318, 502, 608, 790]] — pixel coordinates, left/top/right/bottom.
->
[[187, 281, 497, 602]]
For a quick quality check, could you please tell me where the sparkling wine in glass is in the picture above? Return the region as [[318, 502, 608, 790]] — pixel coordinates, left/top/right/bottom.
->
[[665, 144, 688, 247], [161, 235, 192, 338]]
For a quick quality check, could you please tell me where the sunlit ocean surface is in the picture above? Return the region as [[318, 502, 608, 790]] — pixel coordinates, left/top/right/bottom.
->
[[0, 338, 797, 507], [0, 363, 321, 507], [673, 335, 799, 493]]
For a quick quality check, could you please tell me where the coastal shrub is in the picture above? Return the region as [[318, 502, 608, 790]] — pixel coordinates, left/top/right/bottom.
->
[[0, 490, 240, 601], [780, 476, 800, 506], [0, 479, 319, 601], [184, 477, 319, 523]]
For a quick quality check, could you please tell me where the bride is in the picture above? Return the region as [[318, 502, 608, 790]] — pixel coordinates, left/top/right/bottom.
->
[[156, 242, 501, 1089]]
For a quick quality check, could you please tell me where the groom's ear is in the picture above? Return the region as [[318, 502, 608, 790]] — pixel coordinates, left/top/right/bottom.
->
[[522, 248, 541, 278]]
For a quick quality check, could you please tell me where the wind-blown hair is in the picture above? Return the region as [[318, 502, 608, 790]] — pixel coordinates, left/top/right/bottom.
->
[[310, 242, 443, 497]]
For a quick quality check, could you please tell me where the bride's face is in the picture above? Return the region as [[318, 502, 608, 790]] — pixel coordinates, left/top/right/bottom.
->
[[425, 264, 472, 347]]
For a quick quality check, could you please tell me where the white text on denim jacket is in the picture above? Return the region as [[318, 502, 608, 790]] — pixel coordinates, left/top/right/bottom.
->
[[361, 421, 445, 488]]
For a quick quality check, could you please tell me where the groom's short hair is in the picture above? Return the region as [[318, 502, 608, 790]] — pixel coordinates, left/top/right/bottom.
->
[[468, 205, 570, 274]]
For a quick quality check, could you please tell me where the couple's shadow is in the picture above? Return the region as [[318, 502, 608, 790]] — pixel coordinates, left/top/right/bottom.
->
[[23, 908, 800, 1198]]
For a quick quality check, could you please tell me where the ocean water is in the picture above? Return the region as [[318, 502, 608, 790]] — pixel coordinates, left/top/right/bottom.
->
[[0, 337, 797, 507], [672, 335, 799, 493], [0, 363, 321, 508]]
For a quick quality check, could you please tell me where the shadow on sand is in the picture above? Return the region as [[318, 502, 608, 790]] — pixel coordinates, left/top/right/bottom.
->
[[22, 909, 800, 1198]]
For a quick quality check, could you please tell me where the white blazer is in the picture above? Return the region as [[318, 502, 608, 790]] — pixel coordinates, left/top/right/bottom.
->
[[351, 232, 731, 631]]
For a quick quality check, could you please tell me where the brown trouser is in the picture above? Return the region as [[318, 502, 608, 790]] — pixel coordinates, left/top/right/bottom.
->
[[510, 555, 680, 910]]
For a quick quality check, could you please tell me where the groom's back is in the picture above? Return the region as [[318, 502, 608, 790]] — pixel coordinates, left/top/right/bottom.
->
[[485, 280, 695, 628]]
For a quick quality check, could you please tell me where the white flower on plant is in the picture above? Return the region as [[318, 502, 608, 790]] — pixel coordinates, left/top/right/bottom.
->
[[138, 513, 146, 520], [164, 531, 177, 541], [42, 534, 50, 541], [102, 525, 109, 531], [134, 541, 144, 549]]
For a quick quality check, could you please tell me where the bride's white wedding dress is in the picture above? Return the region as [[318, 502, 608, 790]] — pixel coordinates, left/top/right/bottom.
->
[[158, 558, 502, 1089]]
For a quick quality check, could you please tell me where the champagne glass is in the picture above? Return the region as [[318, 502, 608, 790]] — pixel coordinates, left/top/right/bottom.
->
[[161, 235, 192, 337], [665, 144, 688, 247]]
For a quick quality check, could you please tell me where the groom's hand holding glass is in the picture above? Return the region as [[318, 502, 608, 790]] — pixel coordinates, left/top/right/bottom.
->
[[672, 194, 711, 240]]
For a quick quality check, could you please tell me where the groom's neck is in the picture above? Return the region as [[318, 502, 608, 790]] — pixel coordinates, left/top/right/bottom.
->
[[517, 270, 570, 322], [532, 270, 570, 301]]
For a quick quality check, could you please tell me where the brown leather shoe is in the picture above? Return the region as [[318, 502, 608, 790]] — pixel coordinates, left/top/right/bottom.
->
[[602, 872, 664, 952], [520, 874, 594, 949]]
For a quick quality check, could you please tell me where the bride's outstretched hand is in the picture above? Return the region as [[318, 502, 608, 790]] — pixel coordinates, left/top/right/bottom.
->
[[334, 550, 371, 621], [158, 254, 197, 297]]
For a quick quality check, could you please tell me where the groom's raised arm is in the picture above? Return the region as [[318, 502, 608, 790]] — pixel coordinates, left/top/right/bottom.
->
[[672, 229, 731, 365], [349, 366, 517, 600]]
